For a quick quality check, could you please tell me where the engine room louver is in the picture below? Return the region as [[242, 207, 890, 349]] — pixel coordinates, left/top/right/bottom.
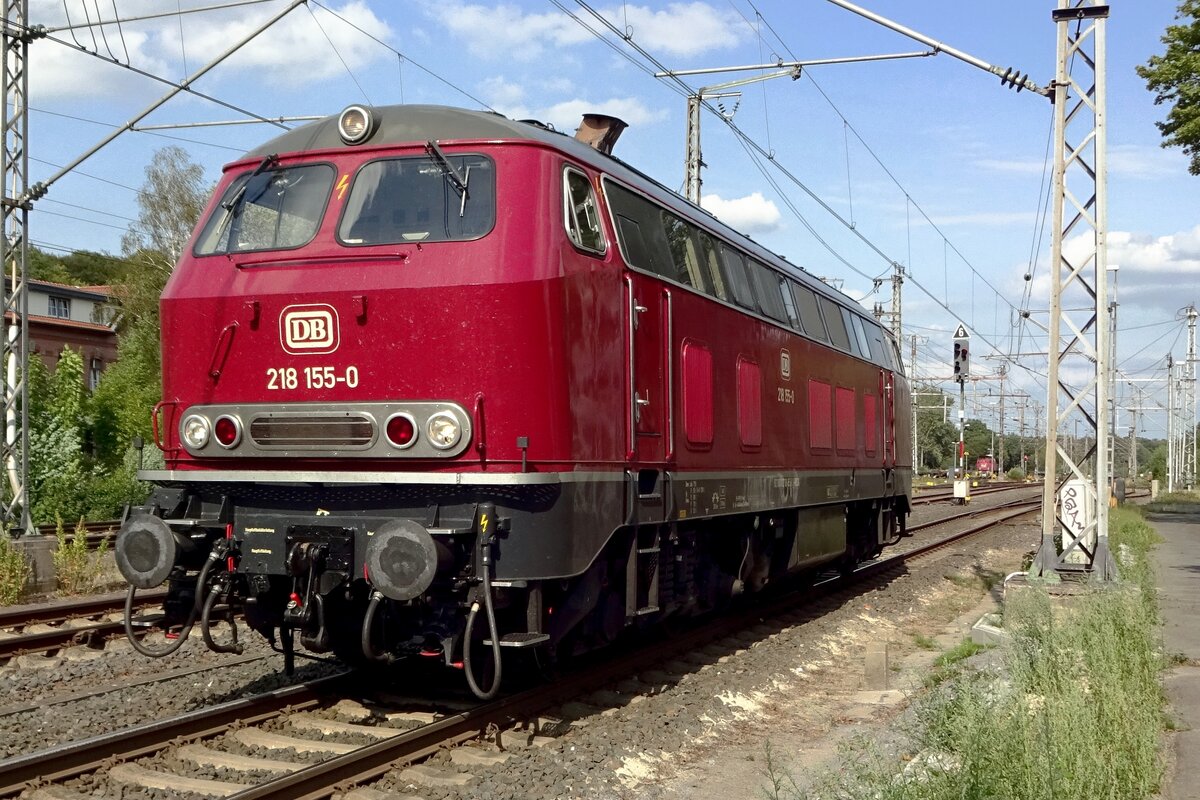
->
[[249, 414, 375, 448]]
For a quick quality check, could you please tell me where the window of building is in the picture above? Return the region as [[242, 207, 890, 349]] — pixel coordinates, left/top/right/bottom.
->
[[48, 296, 70, 319], [89, 358, 103, 391]]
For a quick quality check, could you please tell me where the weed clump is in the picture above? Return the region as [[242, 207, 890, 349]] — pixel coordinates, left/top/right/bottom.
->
[[0, 532, 30, 605], [52, 516, 109, 595]]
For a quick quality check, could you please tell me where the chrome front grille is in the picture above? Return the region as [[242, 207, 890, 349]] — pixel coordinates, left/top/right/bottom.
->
[[249, 414, 375, 449], [176, 401, 472, 459]]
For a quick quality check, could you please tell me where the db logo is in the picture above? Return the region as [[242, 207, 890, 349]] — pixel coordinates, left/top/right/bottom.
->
[[280, 304, 339, 355], [780, 349, 791, 381]]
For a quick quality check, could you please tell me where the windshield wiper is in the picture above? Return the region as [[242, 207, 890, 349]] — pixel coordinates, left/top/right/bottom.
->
[[424, 140, 470, 217], [213, 153, 279, 246], [224, 153, 279, 211]]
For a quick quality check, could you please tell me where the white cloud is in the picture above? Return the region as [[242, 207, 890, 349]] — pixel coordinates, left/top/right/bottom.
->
[[611, 3, 745, 56], [29, 1, 394, 98], [435, 2, 742, 61], [1024, 224, 1200, 321], [701, 191, 782, 233], [538, 97, 665, 132], [175, 2, 394, 87]]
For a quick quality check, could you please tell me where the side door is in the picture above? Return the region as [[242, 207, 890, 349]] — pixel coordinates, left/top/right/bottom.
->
[[625, 273, 669, 465]]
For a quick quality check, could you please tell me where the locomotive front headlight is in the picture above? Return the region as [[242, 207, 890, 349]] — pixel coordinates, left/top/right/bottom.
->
[[181, 414, 211, 449], [337, 105, 375, 144], [426, 411, 461, 450]]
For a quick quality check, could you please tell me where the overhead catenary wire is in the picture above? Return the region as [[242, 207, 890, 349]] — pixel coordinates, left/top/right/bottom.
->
[[31, 107, 247, 153], [305, 3, 372, 105], [45, 0, 278, 33], [309, 0, 496, 112]]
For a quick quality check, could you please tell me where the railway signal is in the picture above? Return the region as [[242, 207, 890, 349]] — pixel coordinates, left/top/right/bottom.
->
[[952, 325, 970, 384], [952, 325, 970, 504]]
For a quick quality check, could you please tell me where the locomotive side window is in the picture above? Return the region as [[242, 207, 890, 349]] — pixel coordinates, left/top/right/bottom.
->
[[819, 296, 852, 351], [746, 259, 788, 323], [662, 211, 708, 291], [564, 168, 605, 254], [696, 233, 728, 300], [605, 181, 675, 277], [338, 154, 495, 245], [793, 284, 828, 343], [849, 314, 874, 359], [778, 277, 801, 330], [867, 324, 893, 369], [720, 245, 758, 312], [195, 163, 334, 255]]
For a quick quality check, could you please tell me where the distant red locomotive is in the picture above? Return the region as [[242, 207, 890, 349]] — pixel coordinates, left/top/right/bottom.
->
[[975, 455, 996, 478], [115, 105, 913, 697]]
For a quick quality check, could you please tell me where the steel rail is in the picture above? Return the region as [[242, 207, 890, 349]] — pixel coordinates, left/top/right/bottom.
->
[[0, 589, 166, 659], [0, 674, 351, 796]]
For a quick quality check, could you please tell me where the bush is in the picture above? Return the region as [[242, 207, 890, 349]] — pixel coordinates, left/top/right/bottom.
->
[[0, 534, 30, 605], [1007, 467, 1026, 480]]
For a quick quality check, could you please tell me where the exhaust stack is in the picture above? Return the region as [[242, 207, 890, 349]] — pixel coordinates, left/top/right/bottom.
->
[[574, 114, 627, 155]]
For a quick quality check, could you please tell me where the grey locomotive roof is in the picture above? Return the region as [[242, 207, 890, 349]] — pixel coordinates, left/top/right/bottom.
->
[[243, 105, 873, 324], [244, 105, 590, 162]]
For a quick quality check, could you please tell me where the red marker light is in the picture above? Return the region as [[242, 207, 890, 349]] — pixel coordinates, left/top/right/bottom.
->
[[386, 414, 416, 447], [214, 415, 240, 447]]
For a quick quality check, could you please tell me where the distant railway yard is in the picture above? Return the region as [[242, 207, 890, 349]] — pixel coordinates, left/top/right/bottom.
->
[[0, 482, 1103, 800]]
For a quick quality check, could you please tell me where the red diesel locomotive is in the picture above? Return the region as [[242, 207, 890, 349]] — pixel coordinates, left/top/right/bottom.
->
[[115, 105, 913, 698]]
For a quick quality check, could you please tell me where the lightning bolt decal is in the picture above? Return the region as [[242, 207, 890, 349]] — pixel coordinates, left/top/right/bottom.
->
[[336, 173, 350, 201]]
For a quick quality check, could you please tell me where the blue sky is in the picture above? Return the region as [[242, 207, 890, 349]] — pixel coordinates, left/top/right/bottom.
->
[[25, 0, 1199, 448]]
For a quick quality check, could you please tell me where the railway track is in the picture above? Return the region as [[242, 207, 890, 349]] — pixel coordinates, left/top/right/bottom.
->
[[0, 589, 166, 661], [0, 498, 1039, 800]]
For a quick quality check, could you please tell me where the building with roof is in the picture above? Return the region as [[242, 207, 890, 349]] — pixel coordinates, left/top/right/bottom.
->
[[5, 279, 118, 390]]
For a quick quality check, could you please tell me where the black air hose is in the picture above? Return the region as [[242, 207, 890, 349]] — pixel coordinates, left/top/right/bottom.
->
[[361, 590, 397, 664], [125, 549, 218, 658], [201, 581, 242, 654], [463, 560, 502, 700]]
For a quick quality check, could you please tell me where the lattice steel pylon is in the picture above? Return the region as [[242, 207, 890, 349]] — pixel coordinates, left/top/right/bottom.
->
[[1184, 305, 1197, 490], [1030, 1, 1117, 581], [1, 0, 31, 534]]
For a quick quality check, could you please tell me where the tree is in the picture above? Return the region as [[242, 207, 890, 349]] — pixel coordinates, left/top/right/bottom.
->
[[90, 147, 209, 481], [1138, 1, 1200, 175], [116, 146, 211, 332], [28, 348, 87, 524]]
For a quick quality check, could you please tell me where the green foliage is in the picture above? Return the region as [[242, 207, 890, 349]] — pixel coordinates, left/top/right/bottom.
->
[[1148, 443, 1168, 482], [1138, 0, 1200, 175], [28, 347, 88, 525], [90, 320, 161, 469], [1007, 467, 1025, 480], [0, 534, 31, 605], [52, 516, 109, 595]]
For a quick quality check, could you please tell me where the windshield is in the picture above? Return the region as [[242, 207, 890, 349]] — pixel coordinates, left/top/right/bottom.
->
[[194, 163, 334, 255], [338, 154, 495, 245]]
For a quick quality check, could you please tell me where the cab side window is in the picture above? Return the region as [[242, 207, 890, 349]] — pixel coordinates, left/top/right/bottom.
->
[[564, 168, 605, 254]]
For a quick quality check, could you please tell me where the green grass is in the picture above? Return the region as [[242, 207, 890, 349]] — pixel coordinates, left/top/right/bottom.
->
[[763, 508, 1167, 800], [910, 632, 937, 651]]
